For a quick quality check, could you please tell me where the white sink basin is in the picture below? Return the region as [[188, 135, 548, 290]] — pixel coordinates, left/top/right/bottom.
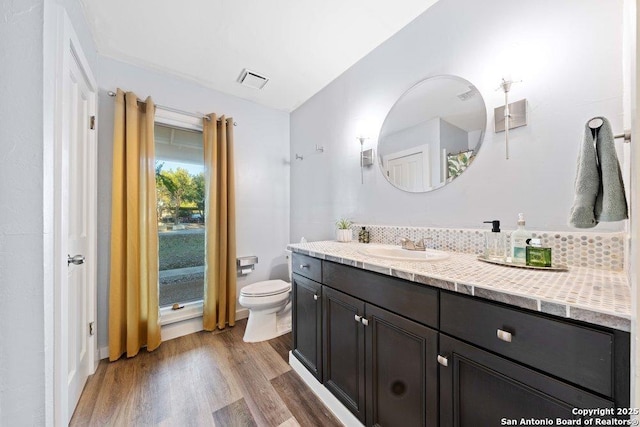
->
[[358, 245, 450, 262]]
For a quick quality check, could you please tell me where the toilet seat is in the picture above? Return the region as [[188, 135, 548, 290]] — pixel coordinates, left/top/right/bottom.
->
[[240, 279, 290, 298]]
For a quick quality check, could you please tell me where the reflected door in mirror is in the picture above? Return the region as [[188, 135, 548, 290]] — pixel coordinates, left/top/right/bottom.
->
[[384, 146, 430, 192]]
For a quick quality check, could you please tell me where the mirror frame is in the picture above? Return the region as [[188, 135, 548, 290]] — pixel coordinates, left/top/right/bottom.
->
[[377, 75, 487, 193]]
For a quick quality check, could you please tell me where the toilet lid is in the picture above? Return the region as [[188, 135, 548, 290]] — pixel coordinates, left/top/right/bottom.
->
[[240, 279, 290, 297]]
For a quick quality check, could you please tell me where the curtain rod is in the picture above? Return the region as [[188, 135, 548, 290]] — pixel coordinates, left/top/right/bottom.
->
[[107, 91, 237, 126]]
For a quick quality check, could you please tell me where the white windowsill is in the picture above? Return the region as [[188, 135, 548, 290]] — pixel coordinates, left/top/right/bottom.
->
[[160, 300, 204, 326]]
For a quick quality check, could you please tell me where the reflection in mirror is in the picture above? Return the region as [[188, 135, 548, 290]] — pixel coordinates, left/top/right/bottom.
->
[[378, 75, 487, 193]]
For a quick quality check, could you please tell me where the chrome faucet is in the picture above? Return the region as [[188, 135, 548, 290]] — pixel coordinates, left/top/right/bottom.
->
[[399, 237, 431, 251]]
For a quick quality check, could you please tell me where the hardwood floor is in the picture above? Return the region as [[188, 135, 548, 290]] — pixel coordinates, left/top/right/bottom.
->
[[71, 320, 342, 426]]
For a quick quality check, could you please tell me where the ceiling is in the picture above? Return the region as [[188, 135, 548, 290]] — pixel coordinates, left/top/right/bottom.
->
[[80, 0, 439, 112]]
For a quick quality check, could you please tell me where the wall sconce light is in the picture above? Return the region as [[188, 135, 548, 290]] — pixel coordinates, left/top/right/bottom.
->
[[495, 77, 527, 160], [357, 136, 374, 184]]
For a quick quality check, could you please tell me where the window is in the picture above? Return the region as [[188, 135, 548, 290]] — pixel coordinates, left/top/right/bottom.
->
[[154, 114, 205, 311]]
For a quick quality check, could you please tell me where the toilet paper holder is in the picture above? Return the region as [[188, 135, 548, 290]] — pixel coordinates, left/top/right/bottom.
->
[[237, 256, 258, 275]]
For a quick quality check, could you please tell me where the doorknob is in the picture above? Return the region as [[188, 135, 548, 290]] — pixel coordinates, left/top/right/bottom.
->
[[68, 254, 85, 266]]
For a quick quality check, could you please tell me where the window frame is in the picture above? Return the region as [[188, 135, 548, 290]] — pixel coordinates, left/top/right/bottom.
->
[[155, 107, 205, 325]]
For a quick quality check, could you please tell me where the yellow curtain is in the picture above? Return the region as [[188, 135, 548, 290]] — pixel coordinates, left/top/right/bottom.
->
[[108, 89, 161, 360], [203, 114, 237, 331]]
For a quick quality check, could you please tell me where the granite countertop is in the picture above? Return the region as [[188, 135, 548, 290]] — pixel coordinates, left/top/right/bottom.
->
[[287, 241, 631, 332]]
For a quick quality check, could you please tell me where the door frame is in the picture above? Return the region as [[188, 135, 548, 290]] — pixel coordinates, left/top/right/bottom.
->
[[53, 8, 98, 425]]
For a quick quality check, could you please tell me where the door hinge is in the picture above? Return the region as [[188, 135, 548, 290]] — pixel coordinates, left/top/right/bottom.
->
[[89, 321, 95, 336], [90, 115, 96, 130]]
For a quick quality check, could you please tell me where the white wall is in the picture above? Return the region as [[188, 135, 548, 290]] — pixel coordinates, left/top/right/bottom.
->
[[290, 0, 626, 242], [0, 0, 97, 423], [95, 57, 290, 350], [0, 1, 46, 423]]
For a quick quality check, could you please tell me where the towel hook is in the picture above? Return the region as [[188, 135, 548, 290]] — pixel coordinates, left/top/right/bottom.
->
[[588, 118, 604, 129], [614, 131, 632, 143], [588, 118, 631, 143]]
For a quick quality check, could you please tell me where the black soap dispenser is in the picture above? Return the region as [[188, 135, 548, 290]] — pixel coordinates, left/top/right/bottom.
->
[[483, 220, 506, 261]]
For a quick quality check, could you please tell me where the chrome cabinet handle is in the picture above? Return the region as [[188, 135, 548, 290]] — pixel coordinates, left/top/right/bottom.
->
[[299, 264, 309, 269], [354, 314, 362, 322], [437, 355, 448, 367], [68, 254, 85, 266], [497, 329, 513, 343], [313, 294, 318, 301], [361, 318, 369, 326]]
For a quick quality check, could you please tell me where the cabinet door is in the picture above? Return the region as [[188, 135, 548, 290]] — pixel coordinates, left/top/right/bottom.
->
[[292, 274, 323, 381], [365, 304, 438, 427], [439, 334, 614, 427], [323, 286, 366, 423]]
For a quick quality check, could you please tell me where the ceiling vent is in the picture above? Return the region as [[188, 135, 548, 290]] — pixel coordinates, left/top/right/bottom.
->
[[457, 85, 478, 101], [238, 68, 269, 90]]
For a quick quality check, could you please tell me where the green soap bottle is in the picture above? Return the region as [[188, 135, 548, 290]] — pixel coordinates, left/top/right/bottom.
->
[[525, 238, 552, 267]]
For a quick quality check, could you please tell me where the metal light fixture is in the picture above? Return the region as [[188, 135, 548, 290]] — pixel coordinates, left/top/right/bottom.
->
[[500, 78, 513, 160], [496, 77, 526, 160], [357, 136, 374, 184]]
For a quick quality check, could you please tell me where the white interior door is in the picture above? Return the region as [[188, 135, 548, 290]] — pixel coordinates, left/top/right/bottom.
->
[[383, 144, 431, 191], [388, 153, 422, 190], [55, 10, 98, 425]]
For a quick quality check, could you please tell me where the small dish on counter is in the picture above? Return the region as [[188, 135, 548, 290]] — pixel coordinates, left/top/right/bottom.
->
[[477, 255, 568, 271], [358, 245, 450, 262]]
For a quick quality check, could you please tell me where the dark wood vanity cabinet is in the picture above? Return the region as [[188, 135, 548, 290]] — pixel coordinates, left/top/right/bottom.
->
[[439, 292, 629, 426], [438, 333, 615, 427], [365, 303, 438, 426], [292, 273, 323, 381], [290, 254, 630, 427], [322, 285, 438, 426], [322, 286, 366, 422]]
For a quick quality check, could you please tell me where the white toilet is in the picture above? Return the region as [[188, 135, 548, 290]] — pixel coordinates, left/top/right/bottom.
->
[[239, 251, 292, 343]]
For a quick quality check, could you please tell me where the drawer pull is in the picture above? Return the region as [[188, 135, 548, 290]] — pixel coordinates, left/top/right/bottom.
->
[[361, 318, 369, 326], [299, 264, 310, 269], [313, 294, 318, 301], [354, 314, 362, 322], [437, 355, 448, 367], [497, 329, 513, 343]]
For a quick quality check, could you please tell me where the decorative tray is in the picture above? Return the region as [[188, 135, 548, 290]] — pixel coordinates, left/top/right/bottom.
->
[[477, 255, 568, 272]]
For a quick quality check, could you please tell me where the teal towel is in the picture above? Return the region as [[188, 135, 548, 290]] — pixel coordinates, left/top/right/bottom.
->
[[569, 117, 628, 228], [569, 121, 599, 228], [594, 117, 628, 222]]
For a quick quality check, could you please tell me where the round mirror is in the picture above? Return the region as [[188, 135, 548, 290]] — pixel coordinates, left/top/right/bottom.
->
[[377, 75, 486, 193]]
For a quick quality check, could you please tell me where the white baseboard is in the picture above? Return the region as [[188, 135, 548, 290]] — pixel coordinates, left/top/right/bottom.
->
[[99, 346, 109, 360], [289, 351, 363, 427], [236, 307, 249, 320], [99, 308, 251, 360]]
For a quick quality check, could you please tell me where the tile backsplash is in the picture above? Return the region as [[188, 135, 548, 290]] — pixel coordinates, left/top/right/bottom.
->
[[351, 224, 625, 271]]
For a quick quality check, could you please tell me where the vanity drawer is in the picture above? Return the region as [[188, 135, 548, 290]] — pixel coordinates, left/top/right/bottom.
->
[[292, 253, 322, 282], [323, 261, 438, 328], [440, 292, 614, 397]]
